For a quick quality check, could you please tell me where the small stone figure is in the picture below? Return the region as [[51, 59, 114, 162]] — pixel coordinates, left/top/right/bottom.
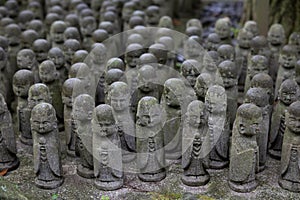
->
[[17, 49, 39, 83], [122, 2, 136, 31], [92, 29, 109, 45], [181, 59, 201, 88], [202, 53, 223, 86], [269, 79, 299, 159], [194, 73, 213, 102], [267, 24, 286, 82], [0, 93, 19, 172], [244, 55, 268, 94], [31, 103, 63, 189], [13, 70, 34, 145], [21, 29, 39, 49], [64, 27, 81, 42], [218, 60, 238, 128], [157, 36, 176, 69], [62, 78, 81, 157], [72, 50, 88, 65], [145, 5, 160, 27], [39, 60, 63, 125], [182, 100, 210, 186], [206, 85, 228, 169], [288, 32, 300, 59], [205, 33, 221, 51], [158, 16, 174, 29], [235, 29, 253, 92], [0, 48, 9, 103], [275, 45, 297, 99], [92, 104, 123, 190], [243, 21, 259, 37], [279, 101, 300, 192], [214, 17, 232, 45], [50, 21, 67, 49], [32, 39, 51, 65], [244, 88, 270, 171], [63, 39, 81, 71], [162, 78, 196, 160], [184, 36, 203, 63], [217, 44, 234, 63], [80, 16, 97, 51], [229, 103, 262, 193], [136, 96, 166, 182], [73, 94, 95, 178], [48, 47, 67, 85], [109, 82, 136, 162]]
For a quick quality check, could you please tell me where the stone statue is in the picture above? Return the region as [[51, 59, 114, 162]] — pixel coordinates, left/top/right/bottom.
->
[[157, 36, 176, 69], [50, 20, 67, 49], [269, 79, 299, 159], [235, 29, 253, 92], [21, 29, 39, 49], [104, 69, 126, 103], [184, 36, 203, 63], [279, 100, 300, 192], [243, 21, 259, 37], [122, 2, 136, 31], [194, 73, 213, 102], [249, 35, 271, 68], [17, 49, 39, 83], [244, 55, 268, 94], [214, 17, 232, 45], [73, 94, 95, 178], [63, 39, 81, 71], [31, 103, 63, 189], [205, 33, 221, 51], [0, 47, 9, 103], [28, 19, 46, 39], [206, 85, 228, 169], [136, 96, 166, 182], [267, 24, 286, 83], [39, 60, 64, 126], [0, 93, 19, 172], [229, 103, 262, 193], [218, 60, 238, 128], [181, 59, 201, 88], [182, 100, 210, 186], [162, 78, 196, 160], [217, 44, 234, 63], [64, 27, 81, 42], [92, 104, 123, 190], [72, 50, 88, 65], [158, 16, 174, 29], [244, 87, 270, 171], [288, 32, 300, 59], [13, 69, 34, 145], [32, 39, 51, 65], [109, 82, 136, 163], [48, 47, 67, 85], [92, 29, 109, 45], [5, 24, 21, 75], [80, 16, 97, 51], [275, 45, 297, 99], [202, 53, 223, 86], [145, 5, 160, 27], [62, 78, 81, 157]]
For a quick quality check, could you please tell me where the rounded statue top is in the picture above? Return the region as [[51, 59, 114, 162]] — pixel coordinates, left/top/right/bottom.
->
[[106, 57, 125, 71], [29, 83, 50, 98], [139, 53, 157, 66], [63, 39, 81, 51], [218, 60, 238, 77], [288, 100, 300, 118], [62, 78, 81, 96], [244, 20, 259, 37], [237, 103, 262, 120], [129, 15, 144, 29], [73, 94, 95, 112], [48, 47, 64, 58], [186, 18, 203, 30], [207, 33, 221, 43], [250, 73, 273, 89], [268, 23, 285, 45], [105, 68, 125, 85], [33, 39, 51, 52], [95, 104, 115, 123], [73, 50, 88, 64], [13, 69, 34, 85], [132, 10, 146, 20], [31, 102, 57, 124], [92, 29, 109, 43], [64, 27, 81, 41], [5, 23, 21, 36], [250, 55, 268, 69], [237, 28, 253, 48], [281, 44, 297, 56], [158, 16, 174, 29], [215, 17, 232, 39], [244, 87, 269, 107], [164, 78, 186, 96], [187, 100, 205, 116], [186, 26, 202, 38], [98, 21, 114, 35], [127, 33, 144, 46], [50, 20, 67, 34], [217, 44, 234, 60], [138, 64, 156, 79]]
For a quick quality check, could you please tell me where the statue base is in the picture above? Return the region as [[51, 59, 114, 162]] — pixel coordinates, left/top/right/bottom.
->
[[138, 170, 166, 182], [209, 160, 229, 169], [35, 177, 64, 189], [181, 174, 210, 186], [0, 158, 19, 172], [258, 164, 265, 172], [268, 149, 281, 160], [228, 180, 258, 193], [20, 135, 33, 145], [94, 179, 123, 191], [122, 152, 136, 163], [77, 165, 94, 179], [279, 178, 300, 192]]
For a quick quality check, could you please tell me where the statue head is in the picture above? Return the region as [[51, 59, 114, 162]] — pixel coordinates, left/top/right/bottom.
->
[[13, 69, 34, 98], [105, 68, 125, 86], [149, 43, 167, 65], [63, 39, 81, 64], [287, 101, 300, 134], [0, 47, 7, 71], [73, 94, 95, 122], [122, 1, 135, 22], [236, 103, 262, 136], [138, 64, 157, 92], [50, 20, 67, 43], [206, 33, 220, 51], [205, 85, 227, 114], [137, 96, 160, 127], [129, 15, 144, 29], [267, 23, 285, 46], [186, 26, 202, 39], [217, 44, 234, 62], [48, 47, 65, 70], [248, 55, 268, 79], [28, 19, 45, 38], [288, 32, 300, 55], [244, 20, 258, 37], [33, 39, 51, 63], [186, 19, 202, 30], [64, 27, 81, 41], [163, 78, 186, 107], [215, 17, 232, 40], [244, 87, 269, 108], [158, 16, 174, 29], [194, 73, 212, 100], [39, 60, 57, 83], [31, 103, 57, 134], [92, 29, 109, 43], [181, 59, 201, 87], [250, 73, 274, 104], [106, 57, 125, 71], [127, 33, 144, 47], [98, 21, 114, 36], [21, 29, 39, 49], [237, 28, 253, 48], [109, 81, 130, 112], [5, 23, 21, 46], [94, 104, 116, 136], [146, 5, 160, 26], [80, 16, 97, 36], [125, 43, 144, 68], [203, 53, 217, 72], [279, 44, 297, 68], [185, 36, 202, 58], [139, 53, 157, 68], [18, 10, 34, 30], [28, 83, 51, 109], [17, 49, 36, 69], [187, 100, 206, 128], [218, 60, 238, 88], [72, 50, 88, 64], [278, 79, 299, 106], [90, 43, 107, 65], [62, 78, 81, 107]]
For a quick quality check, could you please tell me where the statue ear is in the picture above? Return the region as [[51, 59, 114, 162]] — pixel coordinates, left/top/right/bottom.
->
[[88, 111, 93, 120]]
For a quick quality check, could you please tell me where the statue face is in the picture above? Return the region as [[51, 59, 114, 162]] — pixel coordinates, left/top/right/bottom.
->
[[13, 82, 30, 97], [125, 51, 140, 68], [280, 89, 297, 105], [206, 96, 224, 114], [73, 106, 91, 121], [220, 70, 236, 88], [39, 67, 56, 83], [98, 119, 115, 136], [51, 31, 64, 43], [111, 96, 129, 111], [194, 79, 207, 99], [64, 48, 75, 63], [35, 49, 48, 63], [164, 87, 180, 107], [186, 40, 200, 58], [250, 62, 268, 78], [49, 54, 65, 69], [215, 23, 230, 39], [138, 113, 151, 127], [268, 30, 284, 45], [17, 54, 34, 69], [147, 11, 159, 25], [28, 94, 48, 109], [31, 114, 54, 133], [238, 32, 252, 48], [81, 21, 96, 36], [139, 77, 155, 92], [238, 117, 260, 136], [279, 53, 297, 68], [188, 112, 202, 128], [182, 66, 200, 87], [287, 113, 300, 133]]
